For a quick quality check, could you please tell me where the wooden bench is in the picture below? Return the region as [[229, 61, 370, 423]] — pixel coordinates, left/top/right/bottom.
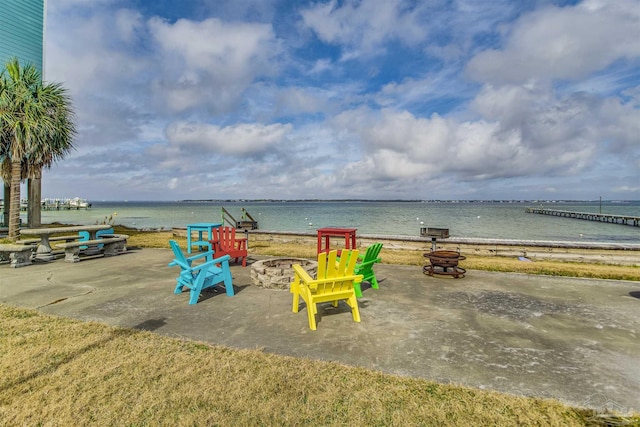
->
[[55, 234, 129, 263], [0, 244, 34, 268]]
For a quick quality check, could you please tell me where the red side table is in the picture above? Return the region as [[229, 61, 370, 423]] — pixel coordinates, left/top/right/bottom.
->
[[317, 227, 357, 254]]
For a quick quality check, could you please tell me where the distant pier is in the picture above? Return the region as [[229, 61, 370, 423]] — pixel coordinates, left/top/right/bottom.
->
[[526, 207, 639, 227], [7, 198, 92, 211]]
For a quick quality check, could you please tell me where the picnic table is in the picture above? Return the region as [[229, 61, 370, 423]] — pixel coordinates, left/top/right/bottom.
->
[[20, 224, 113, 261]]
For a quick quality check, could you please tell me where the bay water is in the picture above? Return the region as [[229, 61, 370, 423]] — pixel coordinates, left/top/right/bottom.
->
[[36, 200, 639, 244]]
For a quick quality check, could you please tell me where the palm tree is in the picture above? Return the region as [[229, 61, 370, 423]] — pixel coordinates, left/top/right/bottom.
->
[[25, 77, 76, 228], [0, 58, 75, 240]]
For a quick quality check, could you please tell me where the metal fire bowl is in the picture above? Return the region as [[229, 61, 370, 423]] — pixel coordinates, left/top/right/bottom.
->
[[423, 250, 466, 278]]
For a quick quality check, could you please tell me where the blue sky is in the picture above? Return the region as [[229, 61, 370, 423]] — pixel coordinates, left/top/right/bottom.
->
[[41, 0, 639, 201]]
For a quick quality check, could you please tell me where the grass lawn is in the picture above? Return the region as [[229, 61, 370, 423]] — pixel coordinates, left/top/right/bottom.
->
[[2, 305, 635, 426], [1, 225, 638, 425]]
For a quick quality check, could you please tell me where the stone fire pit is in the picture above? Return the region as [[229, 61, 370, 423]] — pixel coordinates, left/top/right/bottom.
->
[[251, 258, 318, 290]]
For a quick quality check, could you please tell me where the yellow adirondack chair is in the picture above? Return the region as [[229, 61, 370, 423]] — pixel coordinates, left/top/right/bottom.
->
[[291, 250, 363, 330]]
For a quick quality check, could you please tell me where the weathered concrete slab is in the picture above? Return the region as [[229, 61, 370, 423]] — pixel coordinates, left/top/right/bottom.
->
[[1, 248, 638, 414]]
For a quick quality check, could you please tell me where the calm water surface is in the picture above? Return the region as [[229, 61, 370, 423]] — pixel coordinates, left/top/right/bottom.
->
[[36, 200, 640, 244]]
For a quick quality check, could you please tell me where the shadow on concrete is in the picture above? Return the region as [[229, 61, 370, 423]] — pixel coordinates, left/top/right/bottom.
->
[[133, 318, 167, 331], [629, 291, 640, 299], [359, 276, 387, 295], [295, 298, 373, 329], [197, 283, 250, 303], [360, 282, 373, 293]]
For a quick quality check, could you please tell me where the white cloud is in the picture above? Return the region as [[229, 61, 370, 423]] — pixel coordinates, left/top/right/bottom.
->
[[274, 87, 330, 115], [376, 69, 476, 111], [473, 82, 640, 158], [622, 85, 640, 106], [164, 121, 293, 155], [466, 0, 640, 84], [309, 58, 332, 74], [300, 0, 428, 58], [149, 17, 276, 73], [329, 103, 608, 184], [114, 9, 144, 43], [46, 13, 148, 95], [148, 17, 281, 113], [613, 186, 639, 193], [39, 0, 640, 201]]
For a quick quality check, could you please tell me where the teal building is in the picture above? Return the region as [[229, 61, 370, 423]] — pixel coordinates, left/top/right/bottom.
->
[[0, 0, 46, 75], [0, 0, 46, 226]]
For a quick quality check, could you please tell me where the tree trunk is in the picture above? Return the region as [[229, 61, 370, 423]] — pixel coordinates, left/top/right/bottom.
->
[[27, 173, 43, 228], [27, 178, 33, 228], [8, 159, 22, 241], [2, 184, 9, 227]]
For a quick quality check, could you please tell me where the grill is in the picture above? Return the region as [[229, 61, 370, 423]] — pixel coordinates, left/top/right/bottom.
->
[[420, 227, 449, 239], [420, 227, 449, 251]]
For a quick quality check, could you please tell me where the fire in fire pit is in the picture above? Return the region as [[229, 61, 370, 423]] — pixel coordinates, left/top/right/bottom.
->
[[251, 258, 318, 290]]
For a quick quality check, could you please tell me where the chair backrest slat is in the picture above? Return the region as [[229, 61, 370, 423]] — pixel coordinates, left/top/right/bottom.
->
[[169, 240, 189, 267], [213, 226, 237, 251], [367, 243, 383, 260], [344, 250, 359, 275], [317, 251, 328, 279], [326, 250, 338, 278]]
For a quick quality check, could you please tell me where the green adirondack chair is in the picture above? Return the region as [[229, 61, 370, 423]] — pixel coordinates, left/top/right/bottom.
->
[[339, 243, 383, 297]]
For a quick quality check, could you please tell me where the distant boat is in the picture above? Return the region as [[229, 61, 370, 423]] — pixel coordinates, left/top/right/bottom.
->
[[69, 197, 91, 209], [40, 197, 92, 210]]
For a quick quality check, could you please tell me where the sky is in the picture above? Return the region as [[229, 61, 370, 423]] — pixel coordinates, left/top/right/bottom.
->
[[40, 0, 640, 201]]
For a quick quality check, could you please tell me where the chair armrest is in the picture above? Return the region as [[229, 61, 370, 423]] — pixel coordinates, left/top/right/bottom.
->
[[321, 274, 364, 286], [168, 250, 220, 269], [169, 259, 191, 268], [190, 254, 231, 272], [307, 274, 364, 286], [292, 264, 314, 283], [346, 274, 364, 283], [186, 250, 215, 263], [235, 238, 247, 250], [357, 257, 382, 269], [211, 254, 231, 265]]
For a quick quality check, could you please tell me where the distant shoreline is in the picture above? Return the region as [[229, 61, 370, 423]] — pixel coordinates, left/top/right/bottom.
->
[[176, 199, 639, 203]]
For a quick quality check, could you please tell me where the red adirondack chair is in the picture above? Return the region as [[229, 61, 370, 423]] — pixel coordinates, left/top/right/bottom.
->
[[209, 226, 248, 267]]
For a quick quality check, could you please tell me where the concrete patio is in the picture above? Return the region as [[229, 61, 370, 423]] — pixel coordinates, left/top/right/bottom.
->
[[1, 247, 638, 414]]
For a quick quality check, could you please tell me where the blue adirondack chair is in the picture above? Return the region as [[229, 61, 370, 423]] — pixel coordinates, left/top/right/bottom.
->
[[168, 240, 234, 304], [339, 243, 383, 297], [78, 227, 114, 249]]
